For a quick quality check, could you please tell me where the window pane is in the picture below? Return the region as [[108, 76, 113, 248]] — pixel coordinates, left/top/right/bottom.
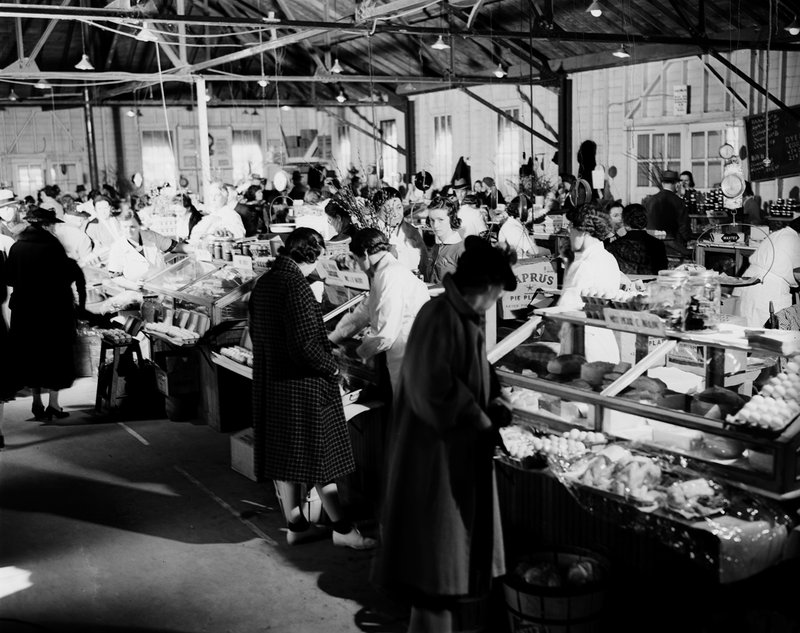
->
[[497, 109, 521, 198], [691, 132, 705, 159], [707, 131, 720, 158], [637, 162, 651, 187], [691, 161, 706, 188], [667, 160, 681, 175], [141, 131, 176, 189], [708, 160, 723, 188], [652, 134, 665, 161], [232, 130, 263, 184], [380, 120, 399, 187], [637, 134, 650, 159], [667, 133, 681, 159]]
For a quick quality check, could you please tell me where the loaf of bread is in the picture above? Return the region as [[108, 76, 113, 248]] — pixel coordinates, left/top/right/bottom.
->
[[547, 354, 586, 377], [580, 361, 616, 387]]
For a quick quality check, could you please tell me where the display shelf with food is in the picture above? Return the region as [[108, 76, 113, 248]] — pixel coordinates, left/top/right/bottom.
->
[[492, 310, 800, 497]]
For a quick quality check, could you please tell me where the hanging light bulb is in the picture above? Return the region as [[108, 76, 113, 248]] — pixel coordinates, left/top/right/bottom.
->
[[336, 89, 347, 103], [586, 1, 602, 17], [135, 23, 158, 42], [257, 78, 268, 88], [34, 78, 52, 90], [612, 44, 630, 58], [431, 35, 450, 50], [8, 88, 19, 101], [331, 58, 343, 74], [126, 108, 136, 117], [493, 63, 507, 78], [251, 108, 259, 116], [786, 16, 800, 36], [75, 53, 95, 71], [281, 104, 292, 111]]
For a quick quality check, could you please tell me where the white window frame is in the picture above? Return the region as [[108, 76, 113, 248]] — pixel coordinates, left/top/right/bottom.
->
[[497, 108, 521, 199], [140, 129, 177, 190], [432, 114, 452, 190], [380, 119, 399, 187], [630, 121, 742, 203], [336, 124, 351, 177], [232, 129, 264, 184]]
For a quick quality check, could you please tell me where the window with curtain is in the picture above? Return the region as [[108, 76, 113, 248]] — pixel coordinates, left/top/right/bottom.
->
[[497, 109, 521, 197], [433, 114, 452, 190], [232, 130, 263, 183], [380, 119, 399, 186], [141, 130, 176, 189], [337, 124, 351, 177]]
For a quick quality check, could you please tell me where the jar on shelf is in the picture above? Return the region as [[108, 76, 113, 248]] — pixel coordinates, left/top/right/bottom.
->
[[221, 237, 234, 261], [141, 294, 160, 323], [649, 269, 690, 330], [212, 239, 223, 260], [684, 270, 721, 330]]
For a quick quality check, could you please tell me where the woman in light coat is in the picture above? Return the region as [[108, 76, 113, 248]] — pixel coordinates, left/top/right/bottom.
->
[[329, 228, 429, 396]]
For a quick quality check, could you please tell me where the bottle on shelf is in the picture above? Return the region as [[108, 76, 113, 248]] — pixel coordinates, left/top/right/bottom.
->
[[767, 301, 779, 329]]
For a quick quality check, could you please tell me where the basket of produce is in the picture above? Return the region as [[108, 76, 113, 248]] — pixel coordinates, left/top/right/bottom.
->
[[503, 547, 609, 633]]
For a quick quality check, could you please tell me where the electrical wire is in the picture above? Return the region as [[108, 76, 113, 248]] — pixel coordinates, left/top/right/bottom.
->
[[154, 45, 176, 184]]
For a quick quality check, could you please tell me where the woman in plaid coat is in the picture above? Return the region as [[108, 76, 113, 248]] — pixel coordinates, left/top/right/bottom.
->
[[249, 227, 375, 550]]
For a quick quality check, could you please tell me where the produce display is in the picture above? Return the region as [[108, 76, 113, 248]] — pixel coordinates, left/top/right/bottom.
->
[[100, 329, 135, 345], [580, 289, 648, 319], [557, 444, 728, 518], [182, 267, 256, 301], [219, 345, 253, 367], [499, 424, 606, 466], [144, 322, 201, 344], [726, 359, 800, 433]]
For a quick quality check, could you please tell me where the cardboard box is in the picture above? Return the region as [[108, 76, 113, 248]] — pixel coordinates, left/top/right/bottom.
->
[[230, 428, 261, 481]]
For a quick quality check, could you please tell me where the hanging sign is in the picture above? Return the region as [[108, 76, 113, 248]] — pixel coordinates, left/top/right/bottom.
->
[[673, 85, 690, 116], [501, 257, 558, 313]]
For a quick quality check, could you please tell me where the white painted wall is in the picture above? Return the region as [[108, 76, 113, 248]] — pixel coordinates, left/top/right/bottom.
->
[[1, 50, 797, 204]]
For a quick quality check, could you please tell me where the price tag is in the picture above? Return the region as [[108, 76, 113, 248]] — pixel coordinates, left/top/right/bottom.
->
[[232, 254, 253, 272], [603, 308, 666, 336]]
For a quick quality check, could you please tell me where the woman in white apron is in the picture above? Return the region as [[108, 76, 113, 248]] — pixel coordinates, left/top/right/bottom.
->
[[101, 210, 191, 311], [557, 205, 622, 362], [733, 218, 800, 327]]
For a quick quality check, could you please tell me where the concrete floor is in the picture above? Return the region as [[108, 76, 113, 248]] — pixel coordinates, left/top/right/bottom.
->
[[0, 379, 408, 633]]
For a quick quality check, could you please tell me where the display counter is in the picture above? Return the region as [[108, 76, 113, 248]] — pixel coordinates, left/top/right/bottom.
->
[[488, 306, 799, 583]]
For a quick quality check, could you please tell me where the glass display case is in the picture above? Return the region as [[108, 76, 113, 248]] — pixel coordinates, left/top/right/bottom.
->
[[144, 258, 259, 325], [492, 308, 800, 498]]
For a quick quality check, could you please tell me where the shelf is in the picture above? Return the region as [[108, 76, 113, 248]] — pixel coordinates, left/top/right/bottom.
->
[[211, 351, 253, 379]]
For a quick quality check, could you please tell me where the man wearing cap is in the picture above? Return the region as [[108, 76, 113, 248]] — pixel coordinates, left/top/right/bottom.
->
[[643, 170, 691, 257], [452, 177, 469, 205]]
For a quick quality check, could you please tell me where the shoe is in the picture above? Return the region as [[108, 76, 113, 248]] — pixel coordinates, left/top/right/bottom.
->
[[45, 406, 70, 420], [32, 403, 48, 421], [332, 527, 377, 550], [286, 524, 330, 546]]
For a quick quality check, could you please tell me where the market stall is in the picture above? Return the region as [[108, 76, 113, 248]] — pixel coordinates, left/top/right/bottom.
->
[[488, 293, 800, 586]]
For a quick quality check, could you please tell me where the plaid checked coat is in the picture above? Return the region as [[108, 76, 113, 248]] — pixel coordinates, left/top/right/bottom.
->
[[249, 256, 355, 483]]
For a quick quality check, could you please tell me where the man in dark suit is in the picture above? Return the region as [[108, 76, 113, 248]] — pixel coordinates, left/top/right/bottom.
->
[[607, 204, 669, 275], [644, 169, 692, 258]]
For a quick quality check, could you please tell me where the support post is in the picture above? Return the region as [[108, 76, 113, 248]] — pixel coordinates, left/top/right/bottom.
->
[[404, 98, 416, 181], [83, 84, 99, 189], [196, 76, 212, 203], [557, 73, 572, 176]]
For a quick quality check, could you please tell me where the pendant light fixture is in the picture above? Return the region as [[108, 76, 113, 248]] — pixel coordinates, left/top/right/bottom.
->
[[135, 23, 158, 42], [8, 88, 19, 101], [34, 78, 52, 90], [281, 104, 292, 111], [493, 63, 507, 78], [257, 78, 268, 88], [331, 58, 343, 74], [336, 88, 347, 103], [431, 35, 450, 50], [586, 1, 602, 17], [786, 16, 800, 36], [125, 107, 142, 118], [612, 44, 630, 58], [75, 53, 95, 71]]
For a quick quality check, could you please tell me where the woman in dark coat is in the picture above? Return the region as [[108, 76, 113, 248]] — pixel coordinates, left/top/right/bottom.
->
[[376, 236, 516, 633], [606, 203, 669, 275], [0, 244, 20, 448], [249, 227, 375, 550], [6, 207, 81, 420]]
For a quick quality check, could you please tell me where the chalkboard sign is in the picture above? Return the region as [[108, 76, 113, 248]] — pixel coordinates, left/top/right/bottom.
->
[[744, 105, 800, 182]]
